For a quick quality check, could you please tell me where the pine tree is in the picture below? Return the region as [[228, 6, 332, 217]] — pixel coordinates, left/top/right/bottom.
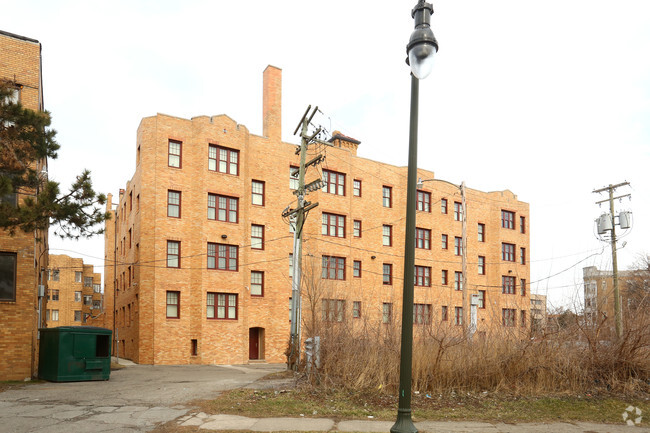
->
[[0, 80, 109, 239]]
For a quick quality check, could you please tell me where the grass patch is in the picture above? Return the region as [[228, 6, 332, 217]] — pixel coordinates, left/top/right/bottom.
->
[[196, 387, 650, 426]]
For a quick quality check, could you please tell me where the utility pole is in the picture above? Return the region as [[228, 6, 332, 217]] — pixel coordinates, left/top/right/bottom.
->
[[593, 182, 631, 339], [284, 105, 326, 371], [460, 181, 468, 338]]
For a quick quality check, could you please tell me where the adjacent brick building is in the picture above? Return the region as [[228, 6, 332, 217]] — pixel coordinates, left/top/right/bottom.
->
[[105, 66, 530, 365], [0, 30, 48, 380], [45, 255, 104, 327]]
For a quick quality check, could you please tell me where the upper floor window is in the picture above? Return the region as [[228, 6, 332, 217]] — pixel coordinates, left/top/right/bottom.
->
[[502, 210, 515, 229], [322, 299, 345, 322], [353, 220, 362, 238], [168, 190, 181, 218], [209, 144, 239, 175], [208, 194, 238, 223], [454, 271, 463, 291], [166, 291, 180, 318], [84, 277, 93, 287], [454, 237, 463, 256], [478, 223, 485, 242], [322, 213, 346, 238], [520, 216, 526, 234], [322, 256, 345, 280], [353, 301, 361, 318], [251, 225, 264, 250], [502, 243, 515, 262], [207, 292, 238, 320], [322, 169, 345, 196], [414, 266, 431, 287], [441, 269, 448, 285], [478, 290, 486, 308], [478, 256, 486, 275], [207, 243, 238, 271], [250, 271, 264, 297], [167, 241, 180, 268], [502, 308, 516, 327], [441, 198, 448, 214], [168, 140, 181, 168], [415, 228, 431, 250], [383, 263, 393, 285], [455, 307, 463, 326], [441, 234, 448, 250], [454, 202, 462, 221], [414, 304, 431, 325], [502, 276, 516, 294], [353, 179, 362, 197], [353, 260, 362, 278], [441, 305, 448, 321], [290, 166, 299, 190], [520, 247, 526, 265], [417, 190, 431, 212], [251, 180, 265, 206], [383, 225, 392, 246], [383, 303, 393, 323], [382, 186, 392, 208], [75, 271, 82, 283]]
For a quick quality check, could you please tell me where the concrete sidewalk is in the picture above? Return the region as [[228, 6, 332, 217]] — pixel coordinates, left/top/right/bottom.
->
[[176, 412, 649, 432]]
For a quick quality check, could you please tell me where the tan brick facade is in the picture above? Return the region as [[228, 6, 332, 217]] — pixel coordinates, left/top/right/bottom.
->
[[44, 255, 104, 327], [106, 66, 530, 365], [0, 30, 47, 380]]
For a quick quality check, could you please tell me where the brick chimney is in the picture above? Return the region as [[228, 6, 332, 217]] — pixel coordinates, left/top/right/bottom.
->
[[263, 65, 282, 141], [328, 130, 361, 156]]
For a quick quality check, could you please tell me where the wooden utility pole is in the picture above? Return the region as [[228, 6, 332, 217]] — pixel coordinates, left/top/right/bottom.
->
[[593, 182, 631, 339], [460, 181, 468, 338]]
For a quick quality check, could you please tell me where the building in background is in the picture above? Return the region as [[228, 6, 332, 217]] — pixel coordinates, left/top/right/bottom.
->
[[45, 255, 104, 327], [105, 66, 530, 365], [0, 30, 48, 380], [530, 294, 547, 333]]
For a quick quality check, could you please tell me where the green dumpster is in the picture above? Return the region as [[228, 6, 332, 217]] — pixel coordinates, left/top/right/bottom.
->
[[38, 326, 112, 382]]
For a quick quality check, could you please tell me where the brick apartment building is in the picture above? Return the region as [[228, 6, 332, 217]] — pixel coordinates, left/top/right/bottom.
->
[[0, 30, 48, 380], [44, 255, 105, 327], [105, 66, 530, 365], [583, 265, 649, 330]]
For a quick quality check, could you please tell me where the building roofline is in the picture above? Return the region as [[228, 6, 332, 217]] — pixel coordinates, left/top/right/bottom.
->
[[0, 29, 40, 44]]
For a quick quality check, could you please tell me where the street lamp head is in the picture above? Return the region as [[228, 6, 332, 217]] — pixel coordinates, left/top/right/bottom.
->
[[407, 1, 438, 79]]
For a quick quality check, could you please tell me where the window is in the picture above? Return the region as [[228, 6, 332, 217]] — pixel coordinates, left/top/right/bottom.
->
[[251, 271, 264, 296], [454, 237, 462, 256], [520, 247, 526, 265], [322, 213, 346, 238], [502, 276, 516, 294], [353, 179, 362, 197], [93, 284, 101, 293], [208, 144, 239, 175], [252, 180, 265, 206], [84, 295, 92, 306], [289, 166, 299, 190], [521, 310, 527, 327], [322, 299, 345, 322], [441, 269, 448, 285], [520, 279, 527, 296], [501, 210, 515, 229], [441, 234, 448, 249], [207, 292, 238, 319], [414, 266, 431, 287], [478, 290, 486, 309], [322, 169, 345, 196], [167, 291, 180, 318], [478, 256, 485, 275], [52, 269, 60, 281], [415, 228, 430, 249], [74, 311, 82, 322], [502, 243, 515, 262], [322, 256, 345, 280], [520, 216, 526, 234], [208, 243, 238, 271], [455, 307, 463, 326], [353, 301, 361, 318], [417, 190, 431, 212], [207, 194, 238, 222], [51, 289, 59, 301], [167, 241, 180, 268], [168, 190, 181, 218], [249, 224, 265, 250], [84, 277, 93, 287], [51, 309, 59, 321], [382, 303, 393, 323], [441, 198, 448, 214], [353, 260, 361, 278], [382, 186, 392, 208], [441, 306, 448, 321], [454, 271, 463, 291], [502, 308, 516, 327], [289, 253, 293, 278], [168, 140, 181, 168], [75, 291, 82, 302], [478, 223, 485, 242], [454, 202, 462, 221], [383, 225, 392, 246], [383, 263, 393, 285], [414, 304, 431, 325], [353, 220, 362, 238]]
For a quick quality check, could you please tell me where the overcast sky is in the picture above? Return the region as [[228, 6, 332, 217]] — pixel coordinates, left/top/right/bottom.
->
[[5, 0, 649, 310]]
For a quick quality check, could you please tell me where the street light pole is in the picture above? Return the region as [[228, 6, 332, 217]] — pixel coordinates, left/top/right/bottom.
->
[[391, 3, 437, 433]]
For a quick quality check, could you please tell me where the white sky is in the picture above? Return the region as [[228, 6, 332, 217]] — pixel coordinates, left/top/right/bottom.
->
[[5, 0, 649, 310]]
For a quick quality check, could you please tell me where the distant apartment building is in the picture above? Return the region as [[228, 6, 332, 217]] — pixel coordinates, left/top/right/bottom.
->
[[0, 30, 48, 380], [45, 255, 105, 327], [105, 66, 530, 365], [583, 265, 649, 329], [530, 294, 547, 332]]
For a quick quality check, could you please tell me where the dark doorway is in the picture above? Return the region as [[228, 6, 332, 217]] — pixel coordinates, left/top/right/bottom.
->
[[249, 327, 265, 360]]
